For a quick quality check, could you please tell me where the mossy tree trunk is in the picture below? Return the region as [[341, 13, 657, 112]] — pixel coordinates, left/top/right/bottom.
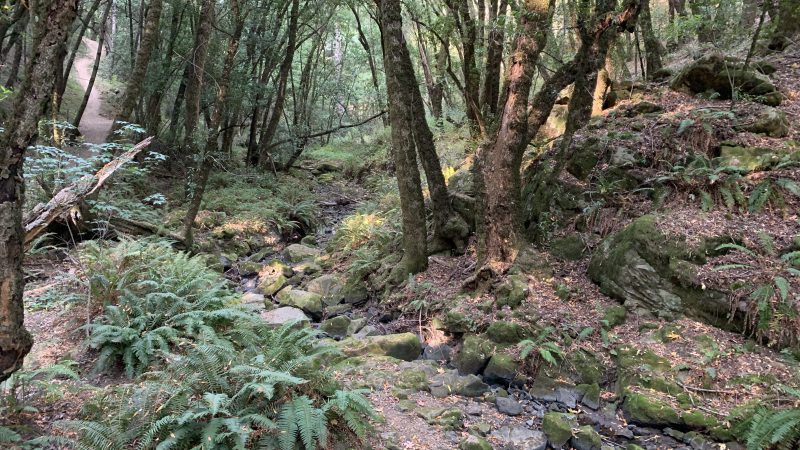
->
[[0, 0, 78, 383], [480, 0, 508, 120], [769, 0, 800, 51], [446, 0, 483, 137], [183, 0, 214, 146], [640, 0, 663, 78]]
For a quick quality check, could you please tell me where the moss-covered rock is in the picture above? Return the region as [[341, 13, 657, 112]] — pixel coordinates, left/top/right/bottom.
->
[[306, 274, 345, 306], [258, 260, 293, 295], [570, 349, 604, 385], [395, 367, 430, 392], [485, 321, 526, 344], [455, 335, 494, 375], [622, 392, 682, 427], [429, 370, 490, 397], [736, 107, 789, 137], [337, 333, 422, 361], [483, 353, 519, 385], [550, 235, 585, 261], [626, 101, 663, 116], [282, 243, 321, 263], [602, 305, 627, 328], [460, 435, 493, 450], [418, 406, 463, 430], [578, 383, 601, 409], [276, 288, 322, 319], [542, 412, 575, 447], [320, 315, 350, 338], [571, 425, 602, 450], [567, 138, 604, 180], [717, 144, 785, 172], [588, 215, 735, 329], [442, 311, 474, 333], [670, 54, 782, 106], [495, 274, 528, 309]]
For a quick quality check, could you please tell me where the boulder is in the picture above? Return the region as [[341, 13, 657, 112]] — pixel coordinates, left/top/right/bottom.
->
[[460, 435, 493, 450], [429, 370, 490, 397], [566, 138, 604, 180], [283, 244, 321, 263], [353, 325, 381, 339], [736, 107, 789, 137], [626, 101, 663, 116], [483, 353, 520, 385], [258, 260, 293, 295], [529, 375, 581, 408], [571, 426, 602, 450], [259, 307, 310, 327], [454, 335, 494, 375], [338, 332, 422, 361], [670, 54, 782, 106], [718, 144, 785, 172], [621, 392, 682, 428], [496, 396, 523, 416], [320, 316, 351, 338], [417, 406, 463, 430], [495, 274, 529, 309], [276, 288, 323, 319], [550, 235, 585, 261], [588, 215, 733, 328], [542, 413, 575, 447], [490, 427, 547, 450], [422, 344, 454, 362], [306, 274, 345, 306], [485, 321, 527, 344], [602, 305, 627, 328], [240, 292, 266, 311]]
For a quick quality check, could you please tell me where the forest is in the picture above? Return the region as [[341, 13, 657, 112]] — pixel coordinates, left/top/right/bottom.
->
[[0, 0, 799, 448]]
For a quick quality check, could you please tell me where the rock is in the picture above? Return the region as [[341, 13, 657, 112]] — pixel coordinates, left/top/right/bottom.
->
[[626, 101, 663, 116], [490, 426, 547, 450], [306, 274, 345, 306], [529, 376, 580, 408], [241, 292, 266, 311], [259, 307, 310, 327], [338, 332, 421, 361], [736, 107, 790, 137], [571, 426, 602, 450], [496, 396, 523, 416], [395, 367, 430, 392], [417, 406, 463, 430], [486, 321, 527, 344], [238, 261, 261, 277], [422, 344, 454, 362], [353, 325, 381, 338], [578, 383, 601, 410], [300, 235, 317, 246], [483, 353, 520, 385], [293, 260, 322, 275], [341, 282, 369, 304], [442, 311, 474, 333], [283, 244, 321, 263], [460, 435, 493, 450], [320, 316, 351, 338], [276, 288, 323, 319], [454, 335, 494, 375], [465, 402, 482, 416], [610, 146, 638, 168], [588, 215, 733, 328], [622, 392, 682, 428], [495, 274, 529, 308], [602, 305, 627, 328], [429, 370, 490, 397], [670, 54, 782, 106], [258, 261, 293, 295], [567, 138, 603, 180], [542, 412, 575, 447], [326, 303, 352, 316], [346, 317, 367, 336], [550, 235, 585, 261], [649, 67, 674, 81], [718, 144, 785, 172], [469, 422, 492, 437]]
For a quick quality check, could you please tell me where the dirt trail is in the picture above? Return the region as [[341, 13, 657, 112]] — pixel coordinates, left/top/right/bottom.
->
[[73, 38, 113, 144]]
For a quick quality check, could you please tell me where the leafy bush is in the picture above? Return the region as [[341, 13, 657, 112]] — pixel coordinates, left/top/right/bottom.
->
[[80, 239, 250, 377], [49, 325, 376, 450], [734, 385, 800, 450]]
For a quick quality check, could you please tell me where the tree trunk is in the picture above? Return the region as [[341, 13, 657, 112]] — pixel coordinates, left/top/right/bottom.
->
[[167, 67, 188, 140], [475, 0, 555, 267], [740, 0, 759, 27], [380, 0, 428, 274], [257, 0, 300, 166], [689, 0, 714, 43], [145, 2, 184, 136], [183, 0, 214, 146], [74, 0, 113, 127], [350, 4, 386, 125], [446, 0, 483, 136], [769, 0, 800, 51], [668, 0, 687, 23], [480, 0, 508, 119], [0, 0, 78, 383], [640, 0, 663, 78], [57, 0, 103, 111], [182, 0, 243, 247], [110, 0, 163, 134]]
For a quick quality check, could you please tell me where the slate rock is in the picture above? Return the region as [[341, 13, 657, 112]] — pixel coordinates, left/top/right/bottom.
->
[[259, 307, 310, 327], [496, 396, 523, 416], [490, 426, 547, 450]]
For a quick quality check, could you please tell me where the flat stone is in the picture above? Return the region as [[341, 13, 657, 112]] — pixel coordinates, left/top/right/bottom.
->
[[496, 397, 523, 416], [259, 307, 310, 327], [338, 332, 421, 361], [490, 426, 547, 450], [306, 274, 345, 306], [283, 244, 321, 263], [429, 370, 490, 398], [529, 376, 580, 408], [320, 316, 351, 338], [276, 288, 323, 319], [241, 292, 266, 311]]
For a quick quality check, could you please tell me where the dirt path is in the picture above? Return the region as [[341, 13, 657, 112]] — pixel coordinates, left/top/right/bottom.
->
[[73, 38, 113, 144]]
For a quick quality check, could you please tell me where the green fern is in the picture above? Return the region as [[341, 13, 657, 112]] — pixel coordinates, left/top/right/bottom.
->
[[744, 386, 800, 450]]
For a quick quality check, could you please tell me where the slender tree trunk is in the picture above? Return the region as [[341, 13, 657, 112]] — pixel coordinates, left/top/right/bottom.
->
[[380, 0, 428, 274], [145, 2, 184, 135], [5, 37, 22, 88], [74, 0, 113, 127], [480, 0, 508, 119], [57, 0, 103, 110], [640, 0, 663, 78], [447, 0, 483, 136], [474, 0, 555, 267], [182, 0, 243, 247], [0, 0, 78, 383], [183, 0, 214, 146], [257, 0, 300, 166], [769, 0, 800, 51], [168, 67, 188, 140], [350, 4, 386, 125], [110, 0, 163, 134]]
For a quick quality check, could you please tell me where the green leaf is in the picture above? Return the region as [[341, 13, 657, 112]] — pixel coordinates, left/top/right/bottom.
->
[[774, 277, 790, 302]]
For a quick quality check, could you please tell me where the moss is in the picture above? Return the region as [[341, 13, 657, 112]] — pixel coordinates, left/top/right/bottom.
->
[[578, 383, 601, 409], [442, 311, 473, 333], [542, 412, 574, 447], [566, 138, 603, 180], [320, 316, 351, 338], [485, 321, 526, 344], [718, 145, 784, 172], [454, 335, 494, 375], [550, 235, 585, 261], [681, 410, 719, 429], [495, 274, 528, 309], [622, 392, 682, 427], [571, 349, 604, 385], [483, 353, 520, 385], [602, 305, 627, 328], [338, 333, 422, 361], [395, 368, 430, 392], [572, 425, 602, 450], [459, 436, 492, 450]]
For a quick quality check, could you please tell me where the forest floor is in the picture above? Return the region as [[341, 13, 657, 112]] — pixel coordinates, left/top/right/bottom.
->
[[72, 37, 113, 144]]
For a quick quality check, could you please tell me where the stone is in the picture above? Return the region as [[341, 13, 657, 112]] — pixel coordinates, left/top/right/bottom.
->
[[353, 325, 381, 338], [282, 244, 321, 263], [293, 260, 322, 275], [567, 138, 603, 180], [542, 412, 575, 447], [465, 403, 483, 416], [341, 282, 369, 305], [300, 235, 317, 246], [442, 311, 474, 333], [338, 332, 422, 361], [417, 406, 463, 430], [258, 261, 293, 295], [495, 274, 529, 309], [395, 368, 430, 392], [588, 215, 733, 328], [550, 235, 585, 261], [454, 335, 495, 375], [627, 101, 663, 116], [622, 392, 682, 428], [306, 274, 345, 306], [486, 321, 527, 344], [571, 426, 602, 450], [496, 396, 523, 416], [602, 305, 627, 328], [469, 422, 492, 437], [320, 316, 351, 338], [326, 303, 352, 316], [737, 107, 790, 137], [259, 307, 310, 327], [238, 261, 261, 277], [241, 292, 266, 311], [483, 353, 519, 385], [610, 147, 638, 167], [490, 426, 547, 450], [529, 376, 580, 408], [346, 317, 367, 336], [578, 383, 601, 410], [718, 144, 785, 172], [670, 54, 782, 106], [460, 435, 493, 450], [422, 344, 454, 362], [276, 288, 323, 319], [429, 370, 490, 397]]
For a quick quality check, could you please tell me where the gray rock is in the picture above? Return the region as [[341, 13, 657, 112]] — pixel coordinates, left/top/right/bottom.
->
[[337, 332, 422, 361], [259, 307, 310, 326], [241, 292, 266, 310], [283, 244, 321, 263], [353, 325, 381, 338], [429, 370, 490, 398], [670, 54, 782, 106], [422, 344, 453, 362], [346, 317, 367, 336], [496, 397, 523, 416], [320, 316, 351, 338], [737, 106, 789, 137], [306, 274, 345, 306], [490, 426, 547, 450], [276, 288, 323, 319], [529, 376, 580, 408], [465, 402, 482, 416]]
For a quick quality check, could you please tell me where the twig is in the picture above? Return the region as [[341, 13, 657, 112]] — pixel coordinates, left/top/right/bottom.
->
[[677, 381, 737, 395]]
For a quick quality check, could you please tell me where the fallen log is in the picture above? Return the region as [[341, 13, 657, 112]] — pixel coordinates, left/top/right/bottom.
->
[[23, 137, 159, 246]]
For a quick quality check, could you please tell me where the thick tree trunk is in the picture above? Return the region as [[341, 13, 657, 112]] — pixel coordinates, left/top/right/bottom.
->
[[640, 0, 663, 78], [380, 0, 428, 274], [257, 0, 300, 167], [109, 0, 163, 134], [475, 0, 556, 267], [74, 0, 113, 127], [183, 0, 214, 146], [0, 0, 78, 383]]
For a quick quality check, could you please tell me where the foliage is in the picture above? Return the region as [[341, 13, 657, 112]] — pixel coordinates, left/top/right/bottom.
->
[[733, 385, 800, 450], [519, 327, 564, 366], [0, 361, 80, 417]]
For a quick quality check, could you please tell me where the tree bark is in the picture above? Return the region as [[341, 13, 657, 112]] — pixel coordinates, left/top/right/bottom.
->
[[446, 0, 483, 136], [144, 1, 184, 135], [480, 0, 508, 119], [769, 0, 800, 51], [475, 0, 556, 268], [640, 0, 663, 78], [183, 0, 214, 146], [110, 0, 163, 134], [74, 0, 113, 127], [380, 0, 428, 274], [0, 0, 78, 383]]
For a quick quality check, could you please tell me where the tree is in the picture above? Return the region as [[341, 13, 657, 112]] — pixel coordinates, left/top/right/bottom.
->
[[445, 0, 484, 136], [640, 0, 663, 78], [74, 0, 114, 127], [0, 0, 78, 382], [769, 0, 800, 51], [183, 0, 214, 146]]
